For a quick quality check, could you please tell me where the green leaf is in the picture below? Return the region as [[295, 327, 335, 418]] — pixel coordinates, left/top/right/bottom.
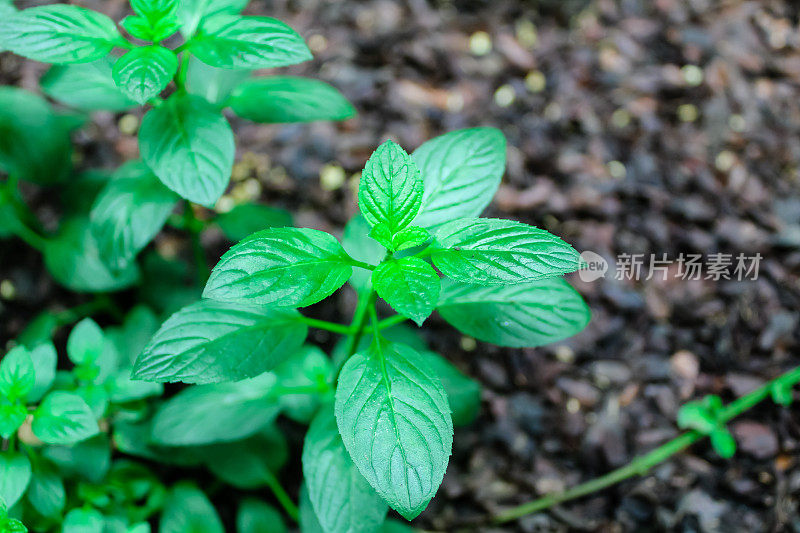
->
[[90, 162, 178, 270], [373, 257, 440, 326], [160, 483, 224, 533], [0, 87, 74, 184], [437, 278, 590, 347], [215, 203, 292, 242], [391, 226, 430, 251], [177, 0, 248, 38], [44, 217, 140, 292], [432, 218, 581, 284], [0, 452, 31, 508], [237, 499, 286, 533], [63, 508, 104, 533], [133, 299, 307, 383], [0, 401, 27, 439], [41, 59, 137, 111], [274, 345, 333, 424], [191, 15, 311, 69], [771, 380, 794, 406], [27, 343, 57, 402], [0, 517, 26, 533], [112, 46, 178, 104], [40, 434, 111, 483], [335, 342, 453, 520], [204, 227, 354, 307], [358, 140, 423, 236], [151, 373, 279, 445], [185, 55, 250, 105], [709, 427, 736, 459], [228, 77, 354, 124], [67, 318, 105, 366], [139, 92, 234, 207], [423, 352, 481, 427], [0, 5, 121, 64], [412, 128, 506, 229], [342, 215, 385, 294], [131, 0, 178, 22], [25, 466, 65, 519], [676, 402, 717, 434], [31, 391, 99, 445], [0, 346, 35, 401], [299, 484, 324, 533], [303, 406, 388, 533], [198, 429, 288, 488]]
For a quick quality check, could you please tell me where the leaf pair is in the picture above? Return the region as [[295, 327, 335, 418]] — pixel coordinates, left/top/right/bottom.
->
[[677, 395, 736, 458]]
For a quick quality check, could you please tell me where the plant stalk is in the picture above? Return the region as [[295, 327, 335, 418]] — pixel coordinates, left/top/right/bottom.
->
[[183, 203, 209, 283], [493, 364, 800, 523], [265, 473, 299, 521]]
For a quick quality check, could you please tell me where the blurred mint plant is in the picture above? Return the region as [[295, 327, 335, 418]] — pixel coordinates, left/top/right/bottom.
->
[[131, 128, 591, 529], [0, 0, 353, 291]]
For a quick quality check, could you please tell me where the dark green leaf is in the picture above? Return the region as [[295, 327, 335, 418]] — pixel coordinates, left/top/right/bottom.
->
[[191, 15, 311, 69], [31, 391, 99, 445], [160, 483, 224, 533], [112, 46, 178, 104], [432, 218, 581, 284], [133, 299, 307, 383], [215, 203, 292, 242], [41, 59, 137, 111], [44, 217, 140, 292], [237, 499, 286, 533], [228, 77, 354, 123], [0, 346, 35, 402], [204, 227, 353, 307], [358, 140, 423, 236], [90, 162, 178, 270], [437, 278, 590, 347], [373, 257, 439, 326], [25, 467, 65, 519], [412, 128, 506, 228], [335, 342, 453, 520], [274, 345, 332, 424], [198, 429, 288, 488], [303, 406, 387, 533], [0, 452, 31, 508], [151, 373, 279, 445], [139, 93, 234, 207], [423, 352, 481, 427], [0, 5, 121, 64]]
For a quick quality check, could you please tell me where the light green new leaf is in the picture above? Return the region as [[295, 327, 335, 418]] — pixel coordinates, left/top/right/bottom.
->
[[133, 299, 307, 383], [204, 227, 354, 307], [215, 203, 292, 242], [177, 0, 248, 38], [373, 257, 440, 326], [423, 352, 481, 427], [0, 5, 121, 64], [139, 93, 234, 207], [62, 508, 104, 533], [437, 278, 590, 347], [358, 141, 423, 236], [412, 128, 506, 228], [160, 483, 224, 533], [335, 342, 453, 520], [151, 373, 279, 446], [66, 318, 104, 366], [25, 467, 65, 519], [0, 346, 35, 401], [44, 217, 140, 292], [228, 77, 355, 123], [432, 218, 581, 284], [710, 427, 736, 459], [303, 406, 388, 533], [237, 499, 286, 533], [41, 59, 137, 111], [0, 401, 27, 439], [90, 162, 178, 270], [191, 15, 311, 69], [28, 343, 57, 402], [185, 55, 250, 105], [32, 391, 99, 445], [112, 46, 178, 104], [0, 452, 31, 508]]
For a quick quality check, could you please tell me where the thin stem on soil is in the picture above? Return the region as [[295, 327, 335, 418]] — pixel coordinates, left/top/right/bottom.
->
[[493, 364, 800, 523]]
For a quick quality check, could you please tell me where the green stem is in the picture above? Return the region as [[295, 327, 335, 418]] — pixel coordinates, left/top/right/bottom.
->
[[294, 316, 352, 335], [334, 290, 377, 380], [494, 364, 800, 523], [365, 314, 407, 333], [264, 473, 299, 521], [348, 259, 376, 271], [175, 50, 190, 90], [183, 203, 209, 283], [53, 295, 122, 326]]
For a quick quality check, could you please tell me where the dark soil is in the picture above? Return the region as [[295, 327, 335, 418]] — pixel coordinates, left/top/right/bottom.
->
[[2, 0, 800, 531]]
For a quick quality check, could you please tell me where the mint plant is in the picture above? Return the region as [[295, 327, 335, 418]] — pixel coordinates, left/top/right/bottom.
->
[[131, 128, 591, 528], [0, 0, 353, 286]]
